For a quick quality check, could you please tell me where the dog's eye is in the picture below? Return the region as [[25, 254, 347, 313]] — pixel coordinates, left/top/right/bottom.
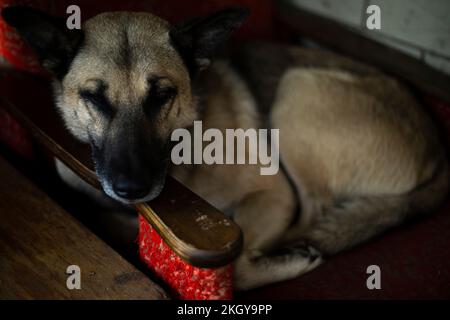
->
[[80, 90, 111, 114], [150, 86, 177, 108]]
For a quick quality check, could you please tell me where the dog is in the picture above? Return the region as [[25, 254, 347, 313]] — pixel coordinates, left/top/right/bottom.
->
[[3, 6, 448, 290]]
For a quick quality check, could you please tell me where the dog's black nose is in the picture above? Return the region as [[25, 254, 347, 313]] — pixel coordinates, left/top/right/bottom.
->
[[112, 175, 149, 200]]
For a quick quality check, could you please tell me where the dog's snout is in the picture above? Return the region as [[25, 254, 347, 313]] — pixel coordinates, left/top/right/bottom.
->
[[112, 174, 150, 200]]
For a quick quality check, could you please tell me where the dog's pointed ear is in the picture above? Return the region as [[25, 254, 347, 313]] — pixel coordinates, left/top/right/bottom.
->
[[1, 6, 83, 77], [170, 7, 250, 74]]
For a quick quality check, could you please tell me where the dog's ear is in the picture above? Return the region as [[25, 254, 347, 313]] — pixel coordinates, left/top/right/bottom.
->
[[170, 7, 249, 74], [1, 6, 83, 78]]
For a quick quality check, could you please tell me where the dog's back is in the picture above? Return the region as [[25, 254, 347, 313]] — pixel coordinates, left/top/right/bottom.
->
[[228, 42, 448, 252], [203, 42, 448, 289]]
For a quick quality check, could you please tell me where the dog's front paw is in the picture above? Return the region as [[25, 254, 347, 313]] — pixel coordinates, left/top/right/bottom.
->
[[233, 247, 323, 291], [289, 245, 322, 261]]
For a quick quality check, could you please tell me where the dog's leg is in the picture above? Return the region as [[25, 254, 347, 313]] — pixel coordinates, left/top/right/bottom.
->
[[300, 196, 408, 255], [233, 176, 322, 290], [295, 162, 448, 255]]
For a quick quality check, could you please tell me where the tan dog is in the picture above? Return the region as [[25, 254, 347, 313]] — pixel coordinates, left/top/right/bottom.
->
[[3, 6, 448, 290]]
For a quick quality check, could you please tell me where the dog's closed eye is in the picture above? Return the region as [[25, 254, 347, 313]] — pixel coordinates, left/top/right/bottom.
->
[[146, 77, 178, 114], [79, 89, 112, 116], [150, 85, 177, 108]]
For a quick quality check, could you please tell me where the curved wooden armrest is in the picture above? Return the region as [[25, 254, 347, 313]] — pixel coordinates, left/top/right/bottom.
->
[[0, 69, 242, 268]]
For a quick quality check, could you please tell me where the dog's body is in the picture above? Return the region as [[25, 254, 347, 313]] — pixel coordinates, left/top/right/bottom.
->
[[172, 45, 448, 289], [4, 8, 448, 290]]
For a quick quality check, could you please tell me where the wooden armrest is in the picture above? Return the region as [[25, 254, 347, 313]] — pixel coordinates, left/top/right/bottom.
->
[[0, 69, 242, 268]]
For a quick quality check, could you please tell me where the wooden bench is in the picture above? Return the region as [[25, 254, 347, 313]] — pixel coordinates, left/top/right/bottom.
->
[[0, 155, 168, 299]]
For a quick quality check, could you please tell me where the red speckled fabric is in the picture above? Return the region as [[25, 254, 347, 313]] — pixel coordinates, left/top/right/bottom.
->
[[138, 215, 233, 300], [0, 0, 48, 73]]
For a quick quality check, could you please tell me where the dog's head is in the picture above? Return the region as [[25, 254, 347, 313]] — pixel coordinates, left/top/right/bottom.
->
[[2, 6, 249, 204]]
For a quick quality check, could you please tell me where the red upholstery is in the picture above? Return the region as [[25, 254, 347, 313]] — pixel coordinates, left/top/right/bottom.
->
[[138, 216, 233, 300]]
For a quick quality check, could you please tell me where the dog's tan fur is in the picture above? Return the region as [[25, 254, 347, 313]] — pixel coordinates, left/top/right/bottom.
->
[[56, 11, 196, 146], [5, 8, 448, 290], [172, 48, 448, 289]]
